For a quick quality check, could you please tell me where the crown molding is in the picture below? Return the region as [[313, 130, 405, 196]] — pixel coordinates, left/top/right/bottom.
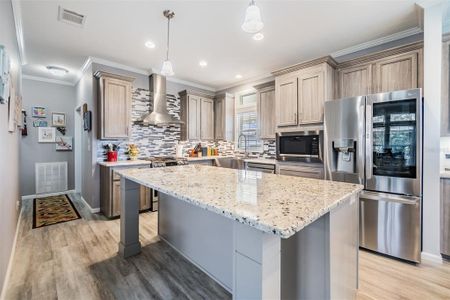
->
[[331, 27, 423, 59], [216, 73, 274, 92], [337, 41, 423, 69], [11, 0, 26, 65], [271, 56, 338, 77], [74, 56, 217, 92], [166, 76, 216, 92], [23, 74, 75, 86]]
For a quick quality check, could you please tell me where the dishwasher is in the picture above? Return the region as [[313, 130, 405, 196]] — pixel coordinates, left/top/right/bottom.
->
[[246, 162, 276, 174]]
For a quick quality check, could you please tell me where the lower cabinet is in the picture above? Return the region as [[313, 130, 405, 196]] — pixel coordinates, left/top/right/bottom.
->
[[100, 164, 152, 218], [189, 159, 214, 166], [276, 163, 324, 179]]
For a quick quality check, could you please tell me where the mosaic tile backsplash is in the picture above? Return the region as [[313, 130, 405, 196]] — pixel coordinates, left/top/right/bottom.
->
[[97, 88, 276, 161]]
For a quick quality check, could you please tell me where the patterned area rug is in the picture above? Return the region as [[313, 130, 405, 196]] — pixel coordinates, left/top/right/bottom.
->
[[33, 194, 81, 229]]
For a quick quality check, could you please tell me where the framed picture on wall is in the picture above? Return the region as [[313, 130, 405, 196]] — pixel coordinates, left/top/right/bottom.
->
[[52, 112, 66, 127], [83, 110, 92, 131], [38, 127, 55, 143], [55, 136, 73, 151], [32, 106, 46, 118]]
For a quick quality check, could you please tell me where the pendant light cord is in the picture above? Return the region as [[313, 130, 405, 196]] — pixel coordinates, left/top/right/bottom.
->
[[166, 16, 170, 61]]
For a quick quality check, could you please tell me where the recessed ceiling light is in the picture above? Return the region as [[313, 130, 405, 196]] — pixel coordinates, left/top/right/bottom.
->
[[46, 66, 69, 76], [199, 60, 208, 67], [145, 40, 156, 49], [253, 32, 264, 41], [235, 74, 243, 79]]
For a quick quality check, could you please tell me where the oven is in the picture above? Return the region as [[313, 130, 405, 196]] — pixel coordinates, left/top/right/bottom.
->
[[276, 130, 323, 162]]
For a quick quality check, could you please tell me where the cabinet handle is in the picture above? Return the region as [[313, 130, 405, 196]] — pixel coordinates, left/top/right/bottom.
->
[[294, 112, 297, 121]]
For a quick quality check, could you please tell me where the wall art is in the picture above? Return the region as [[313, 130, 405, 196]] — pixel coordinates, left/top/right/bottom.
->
[[38, 127, 55, 143], [52, 112, 66, 127], [32, 106, 46, 118], [33, 120, 48, 127], [0, 45, 10, 104], [83, 110, 92, 131], [55, 136, 73, 151]]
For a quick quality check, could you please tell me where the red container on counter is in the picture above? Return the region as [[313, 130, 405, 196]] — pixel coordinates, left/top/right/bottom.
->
[[107, 151, 118, 162]]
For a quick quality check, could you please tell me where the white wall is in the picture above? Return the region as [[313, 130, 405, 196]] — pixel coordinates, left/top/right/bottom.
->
[[421, 1, 444, 257], [0, 0, 21, 295]]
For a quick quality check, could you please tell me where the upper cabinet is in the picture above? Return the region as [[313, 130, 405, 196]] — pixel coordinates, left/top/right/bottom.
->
[[337, 43, 423, 98], [374, 51, 419, 93], [254, 82, 276, 139], [215, 93, 235, 141], [179, 90, 215, 141], [95, 71, 135, 140], [338, 64, 373, 98], [273, 57, 336, 130]]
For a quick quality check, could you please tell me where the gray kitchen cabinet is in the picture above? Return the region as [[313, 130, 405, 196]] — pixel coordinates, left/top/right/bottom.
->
[[200, 98, 214, 140], [254, 82, 276, 139], [441, 178, 450, 256], [338, 64, 373, 98], [273, 57, 336, 129], [298, 65, 326, 125], [275, 74, 298, 127], [276, 162, 324, 179], [180, 90, 215, 141], [95, 71, 135, 140], [442, 39, 450, 136], [100, 164, 151, 218], [189, 159, 214, 166], [214, 93, 235, 141], [336, 42, 423, 98], [374, 51, 420, 93]]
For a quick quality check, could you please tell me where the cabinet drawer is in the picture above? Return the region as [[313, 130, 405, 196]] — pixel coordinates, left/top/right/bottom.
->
[[278, 166, 324, 179]]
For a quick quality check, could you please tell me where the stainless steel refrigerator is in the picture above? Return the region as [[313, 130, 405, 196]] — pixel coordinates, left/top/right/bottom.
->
[[324, 88, 422, 263]]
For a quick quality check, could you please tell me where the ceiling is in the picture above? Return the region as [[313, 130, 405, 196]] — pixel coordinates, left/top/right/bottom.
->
[[18, 0, 423, 90]]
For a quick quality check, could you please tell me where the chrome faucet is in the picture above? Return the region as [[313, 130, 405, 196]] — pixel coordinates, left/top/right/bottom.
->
[[238, 133, 249, 158]]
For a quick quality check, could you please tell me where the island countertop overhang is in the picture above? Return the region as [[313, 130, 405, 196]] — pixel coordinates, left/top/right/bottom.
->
[[116, 165, 363, 238]]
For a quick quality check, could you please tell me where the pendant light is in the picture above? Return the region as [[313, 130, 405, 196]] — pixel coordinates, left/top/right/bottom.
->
[[241, 0, 264, 34], [161, 10, 175, 76]]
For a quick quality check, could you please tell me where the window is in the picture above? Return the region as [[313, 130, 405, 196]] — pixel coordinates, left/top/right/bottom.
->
[[235, 90, 262, 152]]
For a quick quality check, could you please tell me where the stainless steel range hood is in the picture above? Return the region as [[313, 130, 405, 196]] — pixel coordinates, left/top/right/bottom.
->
[[140, 74, 183, 125]]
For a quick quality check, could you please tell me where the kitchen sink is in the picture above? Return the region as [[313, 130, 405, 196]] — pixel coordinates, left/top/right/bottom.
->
[[213, 157, 246, 170]]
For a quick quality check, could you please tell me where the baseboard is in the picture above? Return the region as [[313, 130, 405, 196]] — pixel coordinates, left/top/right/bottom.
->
[[0, 204, 23, 300], [421, 251, 443, 264], [79, 195, 100, 214], [21, 189, 76, 200]]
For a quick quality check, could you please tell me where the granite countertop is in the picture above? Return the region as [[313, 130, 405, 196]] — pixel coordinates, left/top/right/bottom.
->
[[441, 171, 450, 179], [116, 165, 363, 238], [97, 160, 151, 167]]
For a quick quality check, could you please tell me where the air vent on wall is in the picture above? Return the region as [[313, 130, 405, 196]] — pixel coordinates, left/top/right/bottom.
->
[[58, 6, 85, 27]]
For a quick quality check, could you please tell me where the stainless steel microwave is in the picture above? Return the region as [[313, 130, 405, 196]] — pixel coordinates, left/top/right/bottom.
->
[[276, 130, 323, 162]]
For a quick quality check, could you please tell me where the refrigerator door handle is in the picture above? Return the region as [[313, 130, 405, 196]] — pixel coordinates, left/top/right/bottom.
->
[[361, 191, 420, 205], [358, 100, 366, 183], [365, 103, 373, 180], [360, 200, 365, 246]]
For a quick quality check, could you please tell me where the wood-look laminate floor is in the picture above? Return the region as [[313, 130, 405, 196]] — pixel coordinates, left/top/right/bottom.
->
[[4, 193, 450, 300]]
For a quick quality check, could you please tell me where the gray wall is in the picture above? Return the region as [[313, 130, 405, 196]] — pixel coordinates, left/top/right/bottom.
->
[[0, 0, 21, 295], [77, 63, 211, 209], [21, 79, 76, 195]]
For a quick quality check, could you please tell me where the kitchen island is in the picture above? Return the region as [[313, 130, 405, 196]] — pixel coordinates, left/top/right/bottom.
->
[[116, 165, 362, 299]]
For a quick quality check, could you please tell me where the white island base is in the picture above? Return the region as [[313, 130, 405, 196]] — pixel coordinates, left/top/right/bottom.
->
[[119, 178, 358, 300]]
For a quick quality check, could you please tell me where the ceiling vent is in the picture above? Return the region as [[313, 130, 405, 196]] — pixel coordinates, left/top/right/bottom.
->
[[58, 6, 85, 27]]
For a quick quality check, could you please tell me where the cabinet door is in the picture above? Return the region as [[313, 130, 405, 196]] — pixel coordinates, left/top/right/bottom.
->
[[338, 64, 372, 98], [298, 69, 325, 124], [374, 52, 418, 93], [276, 76, 298, 127], [200, 98, 214, 140], [139, 186, 151, 211], [258, 88, 276, 139], [214, 97, 225, 140], [103, 77, 132, 139], [112, 180, 121, 217], [188, 95, 201, 140]]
